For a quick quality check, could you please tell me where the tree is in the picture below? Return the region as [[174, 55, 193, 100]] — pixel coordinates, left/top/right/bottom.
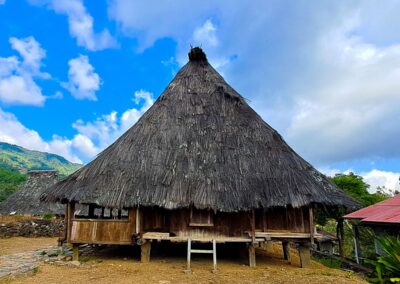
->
[[0, 168, 26, 202], [331, 172, 387, 207]]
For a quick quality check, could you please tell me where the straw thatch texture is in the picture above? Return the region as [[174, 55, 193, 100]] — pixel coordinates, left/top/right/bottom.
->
[[0, 170, 64, 215], [42, 48, 359, 212]]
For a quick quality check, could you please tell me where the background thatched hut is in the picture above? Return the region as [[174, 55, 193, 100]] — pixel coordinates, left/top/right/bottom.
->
[[42, 47, 359, 269], [0, 170, 63, 216]]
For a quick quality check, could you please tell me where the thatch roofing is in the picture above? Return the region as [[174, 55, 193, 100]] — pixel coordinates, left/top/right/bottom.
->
[[0, 170, 64, 215], [42, 47, 360, 212]]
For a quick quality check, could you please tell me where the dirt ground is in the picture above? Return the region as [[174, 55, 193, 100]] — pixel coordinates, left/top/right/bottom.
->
[[0, 237, 58, 256], [0, 238, 367, 284]]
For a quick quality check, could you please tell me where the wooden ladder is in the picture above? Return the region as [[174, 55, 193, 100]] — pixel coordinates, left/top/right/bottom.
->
[[186, 238, 217, 273]]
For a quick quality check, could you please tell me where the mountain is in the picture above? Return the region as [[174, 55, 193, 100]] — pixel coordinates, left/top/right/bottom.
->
[[0, 142, 82, 177]]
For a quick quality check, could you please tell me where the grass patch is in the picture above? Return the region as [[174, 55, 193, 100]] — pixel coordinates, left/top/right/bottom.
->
[[313, 255, 342, 269]]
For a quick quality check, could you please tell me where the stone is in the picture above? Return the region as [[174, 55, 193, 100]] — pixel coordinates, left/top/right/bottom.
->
[[70, 261, 81, 267]]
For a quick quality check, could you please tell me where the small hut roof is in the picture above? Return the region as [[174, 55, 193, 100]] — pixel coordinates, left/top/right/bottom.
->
[[0, 170, 64, 215], [42, 47, 360, 212]]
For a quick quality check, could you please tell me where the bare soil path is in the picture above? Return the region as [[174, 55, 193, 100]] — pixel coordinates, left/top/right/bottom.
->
[[0, 238, 367, 284]]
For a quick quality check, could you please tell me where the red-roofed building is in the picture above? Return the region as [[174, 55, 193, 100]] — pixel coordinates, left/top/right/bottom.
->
[[345, 194, 400, 226], [344, 194, 400, 263]]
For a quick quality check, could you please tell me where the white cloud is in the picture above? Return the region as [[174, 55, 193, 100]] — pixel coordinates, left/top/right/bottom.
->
[[192, 20, 218, 48], [286, 18, 400, 164], [0, 0, 5, 5], [9, 37, 49, 78], [361, 169, 400, 194], [0, 90, 154, 163], [0, 37, 48, 106], [63, 54, 100, 100], [29, 0, 117, 51]]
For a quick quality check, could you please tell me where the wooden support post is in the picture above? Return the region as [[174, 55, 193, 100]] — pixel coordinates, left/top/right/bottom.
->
[[298, 243, 311, 268], [353, 225, 361, 264], [251, 209, 256, 243], [282, 241, 291, 263], [309, 206, 315, 246], [88, 204, 95, 218], [66, 202, 75, 246], [248, 244, 256, 268], [212, 239, 217, 272], [141, 241, 151, 263], [337, 218, 345, 258], [61, 204, 68, 246], [186, 238, 192, 272], [72, 244, 79, 261]]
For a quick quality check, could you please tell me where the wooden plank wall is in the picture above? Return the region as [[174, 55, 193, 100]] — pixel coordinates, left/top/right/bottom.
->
[[263, 207, 310, 233], [141, 206, 310, 238], [71, 208, 136, 244]]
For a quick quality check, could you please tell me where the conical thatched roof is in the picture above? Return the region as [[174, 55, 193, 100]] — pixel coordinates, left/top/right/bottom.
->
[[0, 170, 64, 215], [42, 47, 359, 212]]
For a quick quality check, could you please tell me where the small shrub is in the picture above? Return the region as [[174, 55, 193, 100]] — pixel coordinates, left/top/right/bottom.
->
[[42, 212, 54, 220], [313, 255, 342, 269]]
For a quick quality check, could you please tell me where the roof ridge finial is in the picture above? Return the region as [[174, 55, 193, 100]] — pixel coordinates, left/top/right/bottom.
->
[[188, 46, 207, 62]]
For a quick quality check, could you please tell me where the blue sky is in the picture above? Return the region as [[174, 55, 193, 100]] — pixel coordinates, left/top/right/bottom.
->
[[0, 0, 399, 192]]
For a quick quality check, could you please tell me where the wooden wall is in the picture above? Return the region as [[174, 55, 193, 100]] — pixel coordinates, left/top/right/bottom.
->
[[69, 206, 311, 244], [70, 208, 136, 244], [142, 206, 310, 238]]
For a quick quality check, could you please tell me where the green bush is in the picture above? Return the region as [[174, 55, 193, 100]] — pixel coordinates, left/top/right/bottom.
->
[[367, 235, 400, 283], [42, 212, 54, 220]]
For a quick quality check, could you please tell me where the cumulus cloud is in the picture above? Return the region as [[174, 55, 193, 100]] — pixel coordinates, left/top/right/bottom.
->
[[286, 16, 400, 164], [29, 0, 117, 51], [108, 0, 400, 170], [0, 90, 154, 163], [73, 90, 154, 148], [361, 169, 400, 194], [0, 36, 48, 106], [192, 20, 218, 48], [63, 54, 100, 100]]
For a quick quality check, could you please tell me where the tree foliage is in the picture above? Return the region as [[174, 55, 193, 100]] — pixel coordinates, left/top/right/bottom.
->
[[367, 235, 400, 283], [0, 168, 26, 202], [331, 172, 388, 208]]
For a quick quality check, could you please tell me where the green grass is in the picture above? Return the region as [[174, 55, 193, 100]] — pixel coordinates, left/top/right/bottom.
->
[[313, 255, 342, 269]]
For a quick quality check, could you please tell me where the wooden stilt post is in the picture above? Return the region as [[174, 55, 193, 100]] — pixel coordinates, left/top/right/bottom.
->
[[298, 243, 311, 268], [186, 237, 192, 273], [212, 239, 217, 273], [282, 241, 291, 263], [72, 244, 79, 261], [247, 209, 257, 268], [309, 206, 315, 246], [353, 225, 361, 264], [60, 204, 68, 246], [66, 202, 75, 246], [141, 241, 151, 263], [337, 218, 345, 258], [248, 244, 256, 268]]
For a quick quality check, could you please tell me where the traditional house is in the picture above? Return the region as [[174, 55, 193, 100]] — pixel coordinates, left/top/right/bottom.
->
[[0, 170, 64, 216], [344, 194, 400, 263], [42, 47, 359, 270]]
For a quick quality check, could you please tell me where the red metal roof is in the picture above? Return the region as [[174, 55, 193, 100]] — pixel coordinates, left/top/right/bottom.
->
[[344, 194, 400, 224]]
